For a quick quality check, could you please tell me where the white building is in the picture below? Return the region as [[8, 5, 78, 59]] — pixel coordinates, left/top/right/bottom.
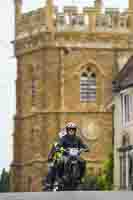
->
[[114, 56, 133, 190]]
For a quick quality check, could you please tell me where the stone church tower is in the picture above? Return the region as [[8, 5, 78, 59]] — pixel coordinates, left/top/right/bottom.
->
[[10, 0, 133, 191]]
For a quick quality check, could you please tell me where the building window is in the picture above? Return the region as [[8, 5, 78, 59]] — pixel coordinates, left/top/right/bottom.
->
[[78, 15, 84, 25], [58, 15, 65, 25], [80, 71, 96, 102], [71, 15, 77, 26], [121, 92, 133, 126], [31, 76, 37, 107]]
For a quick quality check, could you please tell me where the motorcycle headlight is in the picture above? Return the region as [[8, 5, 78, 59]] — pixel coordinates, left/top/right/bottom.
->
[[69, 149, 79, 156]]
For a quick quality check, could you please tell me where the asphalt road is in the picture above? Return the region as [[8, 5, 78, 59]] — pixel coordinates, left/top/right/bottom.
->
[[0, 191, 133, 200]]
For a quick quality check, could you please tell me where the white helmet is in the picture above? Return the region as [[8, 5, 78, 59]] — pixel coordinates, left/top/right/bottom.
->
[[66, 122, 77, 129], [58, 123, 77, 138]]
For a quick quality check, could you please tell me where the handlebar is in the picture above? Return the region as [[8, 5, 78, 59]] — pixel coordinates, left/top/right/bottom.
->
[[63, 147, 88, 153], [79, 148, 89, 153]]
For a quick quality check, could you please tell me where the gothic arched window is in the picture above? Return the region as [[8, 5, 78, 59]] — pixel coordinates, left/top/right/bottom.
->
[[80, 70, 96, 102]]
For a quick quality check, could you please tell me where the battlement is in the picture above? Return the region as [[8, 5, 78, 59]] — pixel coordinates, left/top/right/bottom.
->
[[16, 8, 46, 38], [15, 2, 132, 40], [55, 7, 129, 33]]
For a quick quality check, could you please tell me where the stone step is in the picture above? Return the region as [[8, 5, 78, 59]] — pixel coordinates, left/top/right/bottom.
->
[[0, 192, 133, 200]]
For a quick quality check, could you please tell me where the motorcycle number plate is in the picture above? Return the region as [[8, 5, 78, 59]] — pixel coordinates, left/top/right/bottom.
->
[[69, 149, 78, 156], [71, 160, 77, 164]]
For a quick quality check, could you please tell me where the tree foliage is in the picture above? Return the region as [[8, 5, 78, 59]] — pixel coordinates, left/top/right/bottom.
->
[[97, 152, 114, 190], [82, 152, 114, 190], [0, 168, 10, 192]]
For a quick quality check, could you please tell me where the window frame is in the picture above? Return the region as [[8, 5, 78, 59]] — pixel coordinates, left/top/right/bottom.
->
[[80, 71, 96, 103], [121, 89, 133, 127]]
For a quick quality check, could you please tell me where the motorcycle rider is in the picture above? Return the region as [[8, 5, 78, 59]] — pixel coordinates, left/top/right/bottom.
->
[[44, 122, 89, 190], [44, 141, 63, 190], [58, 122, 89, 180]]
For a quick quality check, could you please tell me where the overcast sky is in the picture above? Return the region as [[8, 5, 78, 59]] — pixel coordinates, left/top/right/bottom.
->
[[0, 0, 128, 172]]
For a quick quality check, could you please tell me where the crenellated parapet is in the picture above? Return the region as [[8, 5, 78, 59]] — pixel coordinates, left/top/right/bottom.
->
[[16, 8, 46, 39], [13, 0, 133, 57], [56, 7, 129, 33], [15, 5, 131, 39]]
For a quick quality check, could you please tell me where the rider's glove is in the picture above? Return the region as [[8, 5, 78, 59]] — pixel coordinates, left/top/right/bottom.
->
[[84, 147, 89, 152]]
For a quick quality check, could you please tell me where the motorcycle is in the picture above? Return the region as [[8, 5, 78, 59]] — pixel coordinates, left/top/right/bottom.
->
[[43, 147, 88, 191], [61, 147, 87, 190]]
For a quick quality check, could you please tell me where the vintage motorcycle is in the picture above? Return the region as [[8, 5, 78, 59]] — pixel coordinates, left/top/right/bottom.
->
[[51, 147, 88, 191]]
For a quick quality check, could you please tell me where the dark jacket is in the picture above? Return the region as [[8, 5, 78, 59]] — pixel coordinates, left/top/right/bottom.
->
[[59, 134, 89, 150], [48, 134, 89, 161]]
